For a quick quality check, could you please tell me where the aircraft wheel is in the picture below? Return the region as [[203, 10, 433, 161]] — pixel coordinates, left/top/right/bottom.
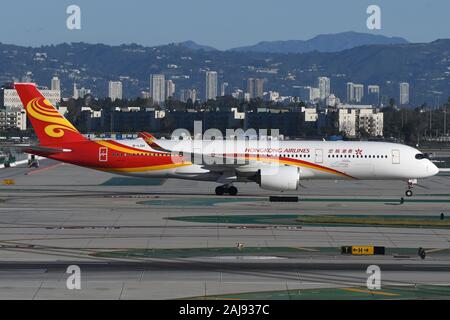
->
[[405, 190, 413, 197], [228, 186, 238, 196], [215, 186, 225, 196]]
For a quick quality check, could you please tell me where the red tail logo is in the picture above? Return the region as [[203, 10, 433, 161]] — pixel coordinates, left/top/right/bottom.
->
[[14, 83, 87, 146]]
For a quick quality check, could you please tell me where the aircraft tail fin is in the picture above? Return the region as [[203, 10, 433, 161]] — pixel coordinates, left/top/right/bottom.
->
[[14, 83, 87, 146]]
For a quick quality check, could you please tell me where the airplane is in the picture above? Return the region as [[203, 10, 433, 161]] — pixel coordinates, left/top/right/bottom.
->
[[13, 83, 439, 197]]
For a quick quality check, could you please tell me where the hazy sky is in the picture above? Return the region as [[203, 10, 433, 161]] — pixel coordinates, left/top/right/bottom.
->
[[0, 0, 449, 49]]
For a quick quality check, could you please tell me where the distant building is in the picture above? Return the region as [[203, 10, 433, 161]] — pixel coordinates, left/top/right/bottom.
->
[[326, 94, 339, 107], [141, 91, 151, 99], [335, 104, 383, 137], [180, 89, 197, 103], [358, 108, 384, 137], [367, 85, 380, 106], [246, 78, 255, 99], [255, 78, 265, 98], [318, 77, 331, 100], [220, 82, 229, 96], [1, 88, 61, 110], [347, 82, 364, 103], [231, 89, 243, 100], [165, 80, 175, 99], [108, 81, 123, 100], [0, 107, 26, 130], [150, 74, 166, 105], [72, 83, 91, 99], [297, 86, 320, 103], [73, 83, 79, 99], [51, 76, 61, 91], [77, 87, 90, 99], [399, 82, 410, 105], [301, 107, 318, 122], [337, 108, 357, 136], [268, 91, 280, 102], [247, 78, 265, 99], [205, 71, 218, 100], [309, 87, 320, 103]]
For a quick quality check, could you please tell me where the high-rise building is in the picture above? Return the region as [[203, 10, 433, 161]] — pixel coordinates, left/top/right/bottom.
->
[[318, 77, 331, 100], [309, 87, 321, 102], [77, 87, 91, 99], [141, 91, 151, 99], [255, 78, 265, 98], [354, 84, 364, 103], [298, 86, 320, 103], [73, 83, 79, 99], [347, 82, 364, 103], [165, 80, 175, 99], [367, 85, 380, 105], [247, 78, 265, 99], [180, 89, 197, 103], [246, 78, 255, 99], [108, 81, 123, 101], [220, 82, 229, 96], [346, 82, 354, 102], [51, 76, 61, 91], [399, 82, 410, 105], [205, 71, 218, 101], [150, 74, 166, 105]]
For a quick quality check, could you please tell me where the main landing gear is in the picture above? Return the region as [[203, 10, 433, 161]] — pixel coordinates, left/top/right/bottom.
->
[[215, 185, 238, 196], [405, 179, 417, 197]]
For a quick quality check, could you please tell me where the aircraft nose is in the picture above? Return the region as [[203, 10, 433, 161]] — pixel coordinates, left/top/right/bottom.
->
[[428, 162, 439, 176]]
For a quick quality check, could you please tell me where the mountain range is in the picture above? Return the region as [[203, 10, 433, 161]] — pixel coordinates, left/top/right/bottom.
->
[[0, 32, 449, 106], [228, 31, 409, 54], [178, 32, 409, 54]]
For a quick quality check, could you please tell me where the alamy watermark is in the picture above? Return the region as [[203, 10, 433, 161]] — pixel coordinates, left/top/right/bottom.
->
[[66, 5, 81, 30], [66, 265, 81, 290], [366, 265, 381, 290], [367, 5, 382, 30], [168, 121, 284, 168]]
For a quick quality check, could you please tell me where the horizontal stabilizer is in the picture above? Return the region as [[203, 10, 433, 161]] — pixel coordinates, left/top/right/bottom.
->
[[3, 144, 71, 154]]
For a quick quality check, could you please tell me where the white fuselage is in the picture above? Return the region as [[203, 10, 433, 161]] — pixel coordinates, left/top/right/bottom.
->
[[115, 139, 439, 182]]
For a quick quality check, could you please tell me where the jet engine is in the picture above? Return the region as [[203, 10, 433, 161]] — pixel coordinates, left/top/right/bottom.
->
[[257, 166, 300, 191]]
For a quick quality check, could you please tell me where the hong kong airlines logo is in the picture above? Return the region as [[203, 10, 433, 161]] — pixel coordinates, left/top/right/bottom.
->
[[355, 149, 363, 155]]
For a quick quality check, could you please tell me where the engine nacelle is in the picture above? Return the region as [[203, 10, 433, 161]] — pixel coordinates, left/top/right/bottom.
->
[[257, 166, 300, 191]]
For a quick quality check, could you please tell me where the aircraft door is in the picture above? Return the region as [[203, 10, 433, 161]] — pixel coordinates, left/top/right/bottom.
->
[[315, 149, 323, 164], [99, 147, 108, 162], [392, 149, 400, 164]]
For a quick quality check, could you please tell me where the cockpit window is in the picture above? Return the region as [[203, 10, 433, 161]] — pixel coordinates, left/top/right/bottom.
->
[[415, 153, 430, 160]]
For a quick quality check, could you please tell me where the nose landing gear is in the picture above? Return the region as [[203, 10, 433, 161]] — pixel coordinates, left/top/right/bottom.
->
[[215, 185, 238, 196], [405, 179, 417, 197]]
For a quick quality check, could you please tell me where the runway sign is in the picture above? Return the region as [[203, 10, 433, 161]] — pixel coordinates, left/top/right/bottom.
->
[[341, 246, 385, 255]]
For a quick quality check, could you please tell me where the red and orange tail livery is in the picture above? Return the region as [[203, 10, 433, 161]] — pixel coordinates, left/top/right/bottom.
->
[[138, 131, 170, 152], [14, 83, 87, 146]]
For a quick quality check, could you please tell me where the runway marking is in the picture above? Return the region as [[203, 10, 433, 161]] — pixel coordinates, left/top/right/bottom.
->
[[26, 163, 65, 175], [341, 287, 399, 296]]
